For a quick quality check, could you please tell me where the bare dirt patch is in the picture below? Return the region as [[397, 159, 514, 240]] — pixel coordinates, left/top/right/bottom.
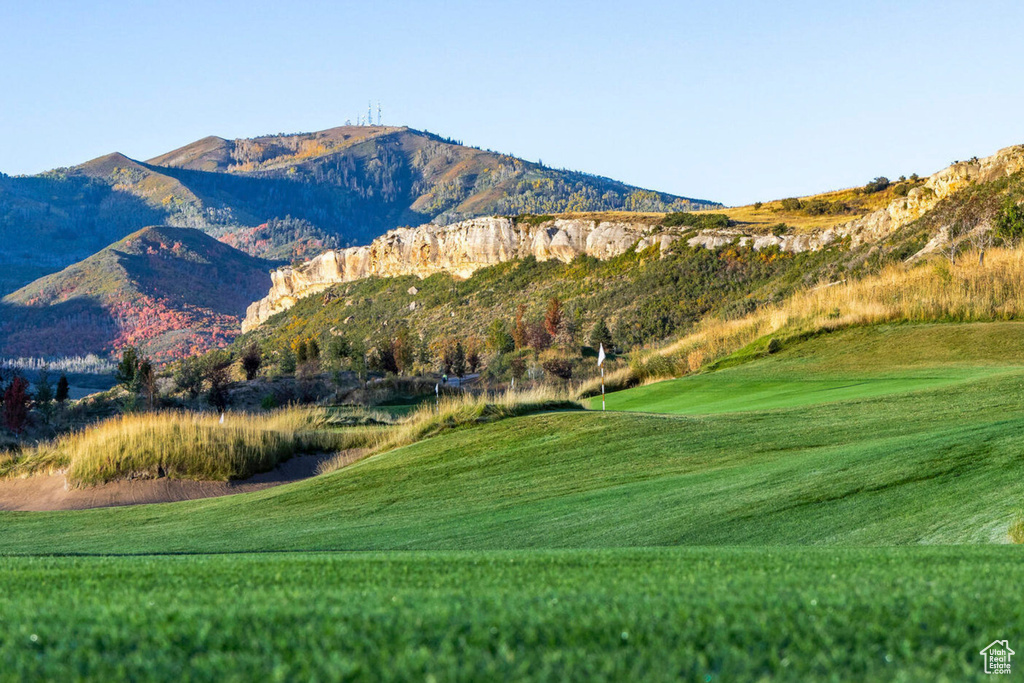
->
[[0, 451, 364, 512]]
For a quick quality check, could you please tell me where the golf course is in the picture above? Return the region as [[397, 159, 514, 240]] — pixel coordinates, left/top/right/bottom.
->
[[2, 321, 1022, 680]]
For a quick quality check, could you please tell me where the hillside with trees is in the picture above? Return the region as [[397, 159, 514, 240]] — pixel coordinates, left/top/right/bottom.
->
[[233, 154, 1024, 389], [0, 125, 719, 295], [0, 226, 275, 360]]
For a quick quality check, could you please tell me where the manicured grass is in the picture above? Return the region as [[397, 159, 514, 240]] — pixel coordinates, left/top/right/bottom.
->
[[595, 322, 1024, 414], [1, 547, 1019, 681], [3, 337, 1024, 552]]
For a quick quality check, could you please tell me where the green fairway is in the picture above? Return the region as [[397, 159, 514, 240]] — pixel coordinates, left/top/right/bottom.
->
[[4, 321, 1024, 680], [1, 547, 1019, 681], [591, 372, 992, 414], [592, 322, 1024, 414]]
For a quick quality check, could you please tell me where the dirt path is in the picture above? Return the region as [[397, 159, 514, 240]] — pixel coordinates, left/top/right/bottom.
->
[[0, 452, 350, 512]]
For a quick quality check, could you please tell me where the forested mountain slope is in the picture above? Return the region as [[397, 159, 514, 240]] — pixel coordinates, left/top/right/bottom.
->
[[0, 126, 716, 295]]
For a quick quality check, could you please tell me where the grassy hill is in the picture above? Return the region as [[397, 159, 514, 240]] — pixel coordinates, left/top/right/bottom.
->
[[2, 321, 1024, 679], [0, 126, 717, 296], [0, 226, 275, 359], [4, 322, 1023, 551]]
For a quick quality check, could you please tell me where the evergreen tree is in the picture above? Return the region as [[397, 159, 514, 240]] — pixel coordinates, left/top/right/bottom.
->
[[589, 318, 613, 350], [35, 364, 53, 407], [486, 319, 515, 354], [173, 357, 204, 399], [137, 359, 157, 410], [204, 354, 232, 411], [278, 348, 297, 375], [452, 341, 467, 378], [115, 347, 140, 388], [55, 374, 70, 405]]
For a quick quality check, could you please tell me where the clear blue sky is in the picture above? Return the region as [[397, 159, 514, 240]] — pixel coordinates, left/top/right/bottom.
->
[[2, 0, 1023, 206]]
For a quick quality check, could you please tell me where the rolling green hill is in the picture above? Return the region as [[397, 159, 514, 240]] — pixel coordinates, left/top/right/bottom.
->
[[0, 125, 717, 296], [0, 226, 275, 359], [5, 322, 1023, 552], [3, 321, 1023, 679]]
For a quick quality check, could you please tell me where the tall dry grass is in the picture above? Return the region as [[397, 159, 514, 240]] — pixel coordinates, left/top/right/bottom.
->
[[580, 248, 1024, 395], [5, 391, 582, 484], [11, 407, 385, 486]]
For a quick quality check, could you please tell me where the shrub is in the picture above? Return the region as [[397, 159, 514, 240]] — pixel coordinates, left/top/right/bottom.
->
[[863, 177, 890, 194], [662, 212, 730, 229], [767, 338, 782, 354], [996, 198, 1024, 246], [780, 198, 802, 211], [542, 357, 573, 380]]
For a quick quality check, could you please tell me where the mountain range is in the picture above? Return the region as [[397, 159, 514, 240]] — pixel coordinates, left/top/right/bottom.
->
[[0, 125, 718, 296]]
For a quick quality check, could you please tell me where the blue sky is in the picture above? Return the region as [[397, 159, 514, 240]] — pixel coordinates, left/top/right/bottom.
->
[[2, 0, 1022, 205]]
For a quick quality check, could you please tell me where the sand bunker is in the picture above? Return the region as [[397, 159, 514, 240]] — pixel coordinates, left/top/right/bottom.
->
[[0, 452, 351, 512]]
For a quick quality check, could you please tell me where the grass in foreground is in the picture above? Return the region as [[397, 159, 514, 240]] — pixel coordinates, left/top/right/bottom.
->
[[0, 547, 1018, 681]]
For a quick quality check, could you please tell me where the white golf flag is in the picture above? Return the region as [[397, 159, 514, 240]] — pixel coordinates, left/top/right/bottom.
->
[[219, 413, 225, 424], [597, 343, 606, 367]]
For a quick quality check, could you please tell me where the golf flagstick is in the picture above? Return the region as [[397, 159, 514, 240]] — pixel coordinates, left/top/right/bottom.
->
[[597, 343, 606, 411]]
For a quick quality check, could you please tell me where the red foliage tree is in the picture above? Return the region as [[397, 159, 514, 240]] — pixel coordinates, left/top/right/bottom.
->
[[3, 376, 30, 434], [544, 297, 562, 338]]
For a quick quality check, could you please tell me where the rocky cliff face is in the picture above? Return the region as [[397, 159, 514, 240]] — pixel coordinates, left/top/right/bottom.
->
[[827, 144, 1024, 250], [243, 144, 1024, 332], [243, 217, 681, 330]]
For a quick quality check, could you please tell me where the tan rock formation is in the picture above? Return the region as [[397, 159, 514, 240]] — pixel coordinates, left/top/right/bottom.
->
[[243, 217, 678, 331]]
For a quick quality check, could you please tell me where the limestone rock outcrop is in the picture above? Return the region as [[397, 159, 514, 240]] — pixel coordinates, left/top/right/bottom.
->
[[243, 217, 680, 331]]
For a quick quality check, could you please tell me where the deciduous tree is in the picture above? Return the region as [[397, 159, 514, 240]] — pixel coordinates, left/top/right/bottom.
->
[[3, 376, 30, 434], [241, 344, 263, 381]]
